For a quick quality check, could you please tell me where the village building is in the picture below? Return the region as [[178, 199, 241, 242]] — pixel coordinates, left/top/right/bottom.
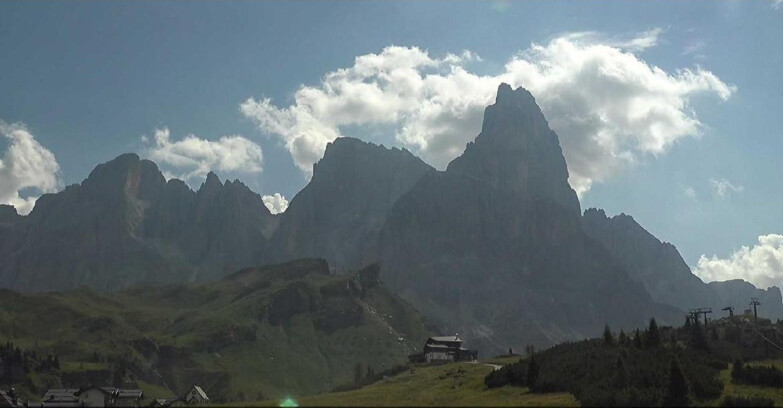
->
[[38, 387, 143, 408], [182, 385, 209, 405], [0, 389, 24, 408], [40, 389, 81, 407], [408, 335, 478, 363]]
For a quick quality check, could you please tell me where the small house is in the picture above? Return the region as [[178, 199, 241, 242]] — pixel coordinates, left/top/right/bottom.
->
[[182, 386, 209, 405], [41, 389, 81, 407], [409, 335, 478, 363]]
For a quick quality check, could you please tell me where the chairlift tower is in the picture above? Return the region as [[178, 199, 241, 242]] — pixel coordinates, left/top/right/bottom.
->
[[722, 306, 734, 317], [750, 298, 761, 322]]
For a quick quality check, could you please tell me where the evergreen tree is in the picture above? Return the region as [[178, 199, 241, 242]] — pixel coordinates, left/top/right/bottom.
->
[[366, 365, 375, 380], [613, 355, 627, 388], [603, 324, 614, 346], [663, 359, 689, 407], [690, 319, 709, 351], [731, 358, 744, 381], [618, 330, 629, 347], [646, 318, 660, 348], [710, 327, 719, 341], [633, 329, 643, 349], [53, 355, 60, 370], [354, 363, 363, 385], [527, 354, 540, 388]]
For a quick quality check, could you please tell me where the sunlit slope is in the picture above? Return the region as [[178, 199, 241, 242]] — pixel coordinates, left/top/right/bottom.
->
[[0, 260, 430, 402]]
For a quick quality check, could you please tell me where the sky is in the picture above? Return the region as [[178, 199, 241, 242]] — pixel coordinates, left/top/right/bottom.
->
[[1, 1, 782, 288]]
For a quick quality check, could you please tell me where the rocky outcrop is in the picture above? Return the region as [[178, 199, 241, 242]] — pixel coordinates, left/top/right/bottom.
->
[[273, 137, 433, 269], [378, 84, 681, 354], [582, 208, 715, 311], [582, 207, 783, 320], [708, 279, 783, 319], [0, 154, 277, 291]]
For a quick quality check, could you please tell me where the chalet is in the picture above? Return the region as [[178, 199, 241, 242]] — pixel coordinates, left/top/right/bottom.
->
[[409, 335, 478, 363], [182, 385, 209, 405], [39, 387, 143, 408], [41, 389, 80, 407]]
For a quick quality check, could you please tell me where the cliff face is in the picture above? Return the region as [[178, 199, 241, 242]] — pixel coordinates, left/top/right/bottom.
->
[[273, 137, 433, 270], [708, 279, 783, 319], [377, 84, 680, 354], [0, 154, 277, 291], [582, 208, 783, 319], [582, 208, 715, 311]]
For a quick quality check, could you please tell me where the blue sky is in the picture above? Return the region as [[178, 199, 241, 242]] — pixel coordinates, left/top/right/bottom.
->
[[1, 1, 782, 286]]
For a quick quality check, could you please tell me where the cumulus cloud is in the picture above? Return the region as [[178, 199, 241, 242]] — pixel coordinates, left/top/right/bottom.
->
[[262, 193, 288, 214], [710, 178, 743, 198], [143, 128, 264, 182], [0, 121, 61, 215], [685, 186, 697, 199], [241, 31, 734, 196], [693, 234, 783, 289]]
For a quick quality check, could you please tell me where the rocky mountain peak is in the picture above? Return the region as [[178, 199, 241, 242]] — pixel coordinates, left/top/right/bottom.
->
[[198, 171, 224, 195], [80, 153, 166, 204], [446, 83, 580, 214]]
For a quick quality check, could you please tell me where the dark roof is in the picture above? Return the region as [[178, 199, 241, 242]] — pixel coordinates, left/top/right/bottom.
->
[[0, 391, 15, 408], [117, 389, 143, 399], [152, 397, 182, 407], [43, 389, 79, 401], [428, 336, 462, 343], [188, 385, 209, 401], [72, 386, 142, 398]]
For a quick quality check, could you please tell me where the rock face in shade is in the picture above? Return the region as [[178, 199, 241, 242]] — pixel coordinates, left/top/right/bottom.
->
[[582, 207, 783, 320], [708, 279, 783, 319], [0, 154, 277, 291], [582, 208, 715, 311], [272, 137, 433, 270], [377, 84, 681, 354]]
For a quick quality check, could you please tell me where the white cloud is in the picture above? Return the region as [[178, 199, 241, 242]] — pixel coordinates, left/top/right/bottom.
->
[[693, 234, 783, 289], [710, 177, 743, 198], [0, 120, 61, 215], [143, 128, 264, 182], [773, 0, 782, 10], [685, 186, 697, 199], [241, 31, 734, 196], [262, 193, 288, 214]]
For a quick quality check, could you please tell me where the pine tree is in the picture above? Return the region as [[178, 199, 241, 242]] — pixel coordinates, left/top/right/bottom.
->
[[690, 318, 709, 351], [613, 355, 627, 388], [633, 329, 643, 349], [646, 318, 660, 348], [366, 365, 375, 380], [731, 358, 744, 381], [603, 324, 614, 346], [527, 354, 540, 389], [663, 359, 689, 407], [354, 363, 363, 385], [618, 330, 629, 347]]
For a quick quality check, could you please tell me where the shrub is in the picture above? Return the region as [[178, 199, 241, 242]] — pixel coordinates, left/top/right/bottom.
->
[[720, 395, 775, 407]]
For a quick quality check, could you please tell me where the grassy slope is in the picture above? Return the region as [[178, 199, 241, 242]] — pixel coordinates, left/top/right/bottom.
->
[[231, 360, 577, 407], [0, 260, 431, 402], [703, 360, 783, 406]]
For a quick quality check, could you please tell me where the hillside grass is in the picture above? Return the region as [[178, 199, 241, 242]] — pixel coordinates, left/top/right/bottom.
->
[[702, 360, 783, 406], [226, 361, 578, 407]]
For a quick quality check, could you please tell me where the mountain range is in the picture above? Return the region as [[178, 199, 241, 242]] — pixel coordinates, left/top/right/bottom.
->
[[1, 83, 779, 355]]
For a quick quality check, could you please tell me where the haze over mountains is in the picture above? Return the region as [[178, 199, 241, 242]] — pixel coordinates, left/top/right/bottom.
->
[[0, 84, 779, 354]]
